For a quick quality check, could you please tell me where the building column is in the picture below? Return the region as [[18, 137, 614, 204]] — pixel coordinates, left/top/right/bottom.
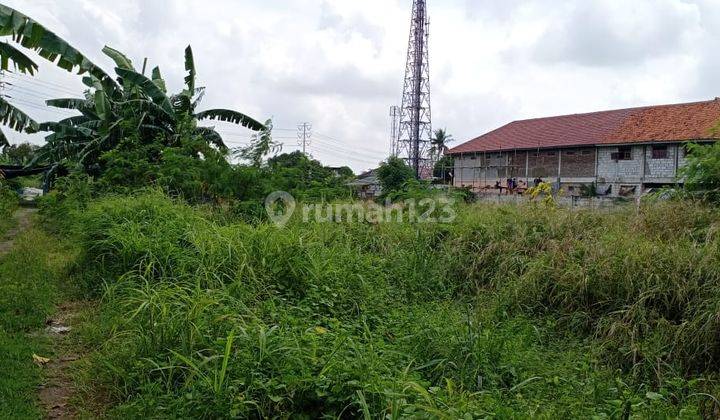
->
[[557, 151, 562, 189], [525, 151, 529, 185], [460, 152, 464, 187]]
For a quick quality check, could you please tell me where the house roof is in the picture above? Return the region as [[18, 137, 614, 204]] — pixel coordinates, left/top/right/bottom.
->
[[449, 99, 720, 154], [347, 169, 379, 187]]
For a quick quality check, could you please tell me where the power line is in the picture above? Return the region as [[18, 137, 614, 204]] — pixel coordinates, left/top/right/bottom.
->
[[4, 85, 56, 102], [6, 82, 69, 100], [5, 71, 81, 96], [2, 96, 76, 117], [313, 131, 389, 156], [308, 142, 383, 164], [310, 137, 386, 161]]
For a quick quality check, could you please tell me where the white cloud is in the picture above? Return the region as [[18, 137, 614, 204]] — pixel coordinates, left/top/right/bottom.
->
[[2, 0, 719, 172]]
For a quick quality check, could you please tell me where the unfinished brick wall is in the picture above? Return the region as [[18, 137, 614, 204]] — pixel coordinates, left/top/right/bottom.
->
[[527, 150, 559, 178], [560, 148, 596, 177], [508, 151, 529, 178]]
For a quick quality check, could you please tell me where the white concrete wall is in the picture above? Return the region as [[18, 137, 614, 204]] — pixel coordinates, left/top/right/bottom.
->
[[453, 153, 508, 188], [453, 155, 478, 187], [597, 145, 644, 183], [452, 142, 702, 194], [644, 145, 678, 180]]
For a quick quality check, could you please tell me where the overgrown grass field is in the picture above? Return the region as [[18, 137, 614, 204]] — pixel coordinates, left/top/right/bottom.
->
[[38, 192, 720, 418]]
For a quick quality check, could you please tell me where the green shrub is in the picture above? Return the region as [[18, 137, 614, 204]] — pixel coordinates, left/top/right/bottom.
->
[[377, 156, 415, 197]]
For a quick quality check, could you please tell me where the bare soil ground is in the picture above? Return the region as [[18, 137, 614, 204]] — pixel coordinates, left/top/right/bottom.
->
[[38, 302, 85, 420], [0, 207, 37, 257], [1, 208, 85, 419]]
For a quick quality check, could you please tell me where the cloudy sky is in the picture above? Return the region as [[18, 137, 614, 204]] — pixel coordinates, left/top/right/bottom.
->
[[2, 0, 719, 172]]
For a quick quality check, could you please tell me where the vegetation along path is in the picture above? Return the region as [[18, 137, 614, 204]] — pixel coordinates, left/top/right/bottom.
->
[[0, 206, 87, 419], [0, 207, 37, 256]]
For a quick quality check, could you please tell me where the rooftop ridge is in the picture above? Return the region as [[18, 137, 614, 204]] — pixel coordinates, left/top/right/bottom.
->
[[448, 98, 720, 154], [507, 98, 719, 124]]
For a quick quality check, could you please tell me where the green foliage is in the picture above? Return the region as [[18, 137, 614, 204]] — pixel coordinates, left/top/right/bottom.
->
[[430, 128, 453, 158], [0, 182, 16, 234], [0, 142, 39, 165], [377, 156, 415, 195], [0, 229, 78, 418], [38, 192, 720, 417], [0, 5, 266, 189], [433, 155, 454, 182], [0, 4, 116, 84], [0, 96, 38, 134], [235, 120, 280, 167], [679, 142, 720, 202], [264, 151, 354, 201], [196, 109, 265, 132], [580, 181, 597, 197], [35, 49, 267, 171], [0, 41, 38, 75]]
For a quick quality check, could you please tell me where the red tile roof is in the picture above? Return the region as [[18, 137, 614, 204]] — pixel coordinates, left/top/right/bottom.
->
[[449, 99, 720, 154]]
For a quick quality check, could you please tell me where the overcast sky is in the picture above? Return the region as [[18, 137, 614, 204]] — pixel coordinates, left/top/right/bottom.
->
[[2, 0, 720, 172]]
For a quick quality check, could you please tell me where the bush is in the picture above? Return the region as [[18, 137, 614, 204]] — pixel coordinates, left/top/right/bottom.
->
[[377, 156, 415, 196], [679, 142, 720, 202]]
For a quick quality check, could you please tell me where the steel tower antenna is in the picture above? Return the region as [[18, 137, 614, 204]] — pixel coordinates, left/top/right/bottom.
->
[[398, 0, 432, 179], [389, 105, 401, 157]]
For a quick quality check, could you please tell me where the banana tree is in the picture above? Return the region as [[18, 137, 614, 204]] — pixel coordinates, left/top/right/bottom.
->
[[38, 44, 267, 169], [0, 5, 117, 89], [0, 4, 267, 173], [0, 4, 116, 156], [0, 41, 40, 148]]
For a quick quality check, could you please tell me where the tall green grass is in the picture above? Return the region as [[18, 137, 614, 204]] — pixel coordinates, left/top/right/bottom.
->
[[47, 192, 720, 417], [0, 183, 17, 235]]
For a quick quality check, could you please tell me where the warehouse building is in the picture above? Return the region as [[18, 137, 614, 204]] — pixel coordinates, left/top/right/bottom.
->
[[448, 99, 720, 197]]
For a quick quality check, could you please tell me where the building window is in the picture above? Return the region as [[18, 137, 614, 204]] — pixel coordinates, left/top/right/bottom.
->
[[651, 145, 669, 159], [611, 146, 632, 161], [565, 151, 576, 156], [582, 150, 592, 156], [546, 151, 556, 157]]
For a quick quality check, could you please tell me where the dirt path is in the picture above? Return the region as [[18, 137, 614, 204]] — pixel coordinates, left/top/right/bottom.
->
[[0, 207, 37, 257], [1, 208, 85, 419], [38, 302, 85, 420]]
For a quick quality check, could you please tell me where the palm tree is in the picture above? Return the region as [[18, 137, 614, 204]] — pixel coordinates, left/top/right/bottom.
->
[[430, 128, 454, 159]]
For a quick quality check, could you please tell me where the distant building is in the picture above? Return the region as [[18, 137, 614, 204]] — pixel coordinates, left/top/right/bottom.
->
[[348, 169, 382, 199], [447, 99, 720, 197]]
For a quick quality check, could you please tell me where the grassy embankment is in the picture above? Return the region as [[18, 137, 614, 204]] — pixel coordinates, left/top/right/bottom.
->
[[34, 191, 720, 418]]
